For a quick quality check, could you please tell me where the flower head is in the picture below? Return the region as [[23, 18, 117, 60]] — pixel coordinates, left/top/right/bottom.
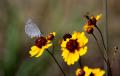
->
[[61, 32, 88, 65], [75, 66, 105, 76], [29, 32, 56, 57], [83, 14, 102, 34], [47, 32, 56, 41]]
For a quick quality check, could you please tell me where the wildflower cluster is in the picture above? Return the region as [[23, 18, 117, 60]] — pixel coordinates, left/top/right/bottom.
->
[[25, 13, 114, 76], [29, 32, 56, 57], [61, 32, 88, 65]]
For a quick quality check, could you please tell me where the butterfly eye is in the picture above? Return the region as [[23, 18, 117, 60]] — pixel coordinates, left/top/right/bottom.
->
[[25, 18, 42, 38]]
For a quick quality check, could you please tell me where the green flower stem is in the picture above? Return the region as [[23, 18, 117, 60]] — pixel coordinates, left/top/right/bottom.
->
[[46, 49, 66, 76]]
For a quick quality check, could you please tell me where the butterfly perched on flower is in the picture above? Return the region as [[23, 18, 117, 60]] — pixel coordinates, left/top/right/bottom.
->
[[25, 18, 56, 57]]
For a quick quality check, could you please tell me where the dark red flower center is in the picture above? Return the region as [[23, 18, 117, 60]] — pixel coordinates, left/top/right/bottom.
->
[[35, 36, 47, 48], [63, 33, 72, 41], [66, 39, 79, 53], [47, 34, 54, 40], [86, 27, 94, 34], [78, 70, 85, 76], [88, 17, 97, 26]]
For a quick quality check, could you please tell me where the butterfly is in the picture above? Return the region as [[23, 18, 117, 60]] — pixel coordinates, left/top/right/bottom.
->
[[25, 18, 42, 38]]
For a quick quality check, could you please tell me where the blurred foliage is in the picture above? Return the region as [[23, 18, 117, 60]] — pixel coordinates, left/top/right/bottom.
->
[[4, 5, 22, 76]]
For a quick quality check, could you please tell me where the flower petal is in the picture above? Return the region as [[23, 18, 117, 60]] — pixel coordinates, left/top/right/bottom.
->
[[79, 46, 87, 56], [29, 46, 40, 57], [96, 13, 102, 21]]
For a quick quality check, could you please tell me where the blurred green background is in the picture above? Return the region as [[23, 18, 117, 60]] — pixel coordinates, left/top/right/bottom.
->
[[0, 0, 120, 76]]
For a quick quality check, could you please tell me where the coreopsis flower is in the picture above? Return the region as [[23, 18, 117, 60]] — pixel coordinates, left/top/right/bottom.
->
[[29, 36, 53, 57], [83, 14, 102, 34], [75, 66, 105, 76], [29, 32, 56, 57], [25, 18, 56, 57], [61, 32, 88, 65]]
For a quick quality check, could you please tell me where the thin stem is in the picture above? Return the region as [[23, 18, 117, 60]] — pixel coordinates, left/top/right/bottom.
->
[[105, 0, 112, 75], [78, 58, 82, 68], [95, 25, 107, 50], [91, 33, 107, 64], [46, 49, 66, 76]]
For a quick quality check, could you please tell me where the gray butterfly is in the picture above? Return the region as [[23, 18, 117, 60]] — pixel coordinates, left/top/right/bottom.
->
[[25, 18, 42, 38]]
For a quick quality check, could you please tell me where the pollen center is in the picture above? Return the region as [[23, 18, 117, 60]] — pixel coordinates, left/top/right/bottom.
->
[[66, 39, 79, 53], [35, 36, 47, 48]]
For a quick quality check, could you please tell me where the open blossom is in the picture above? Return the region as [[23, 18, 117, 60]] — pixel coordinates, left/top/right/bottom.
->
[[29, 32, 56, 57], [61, 32, 88, 65], [76, 66, 105, 76], [83, 14, 102, 34]]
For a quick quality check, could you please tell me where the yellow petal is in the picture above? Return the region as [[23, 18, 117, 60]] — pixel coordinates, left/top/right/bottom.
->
[[35, 47, 45, 57], [84, 66, 92, 76], [92, 68, 105, 76], [96, 13, 102, 21], [35, 43, 52, 57], [77, 32, 88, 47], [29, 46, 40, 57], [61, 40, 67, 47], [65, 51, 79, 65], [79, 46, 87, 56], [62, 48, 69, 62], [67, 53, 72, 65], [51, 32, 56, 36], [73, 50, 79, 62], [71, 31, 78, 39], [83, 24, 89, 31], [45, 43, 52, 49]]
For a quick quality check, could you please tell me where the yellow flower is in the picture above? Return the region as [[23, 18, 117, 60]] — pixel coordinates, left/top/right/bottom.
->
[[29, 32, 56, 57], [75, 66, 105, 76], [83, 14, 102, 34], [61, 32, 88, 65]]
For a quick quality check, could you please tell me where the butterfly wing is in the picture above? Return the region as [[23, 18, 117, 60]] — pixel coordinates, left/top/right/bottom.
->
[[25, 18, 42, 38]]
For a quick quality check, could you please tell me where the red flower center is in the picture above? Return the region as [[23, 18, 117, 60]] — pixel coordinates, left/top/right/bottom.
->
[[63, 33, 72, 41], [66, 39, 79, 53], [78, 70, 85, 76], [47, 34, 54, 40], [88, 17, 97, 26], [35, 36, 47, 48]]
